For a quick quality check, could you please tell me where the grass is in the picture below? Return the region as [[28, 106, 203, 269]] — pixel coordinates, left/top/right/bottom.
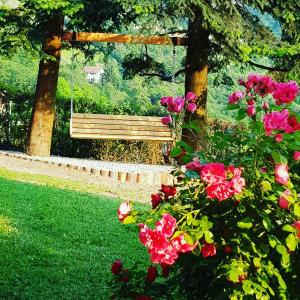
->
[[0, 177, 148, 299], [0, 167, 149, 202]]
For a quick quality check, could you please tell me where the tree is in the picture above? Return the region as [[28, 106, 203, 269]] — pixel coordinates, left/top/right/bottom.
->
[[117, 0, 300, 148], [0, 0, 133, 156]]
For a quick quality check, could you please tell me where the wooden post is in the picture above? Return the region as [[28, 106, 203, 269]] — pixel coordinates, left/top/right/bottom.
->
[[26, 13, 64, 157], [182, 11, 209, 150]]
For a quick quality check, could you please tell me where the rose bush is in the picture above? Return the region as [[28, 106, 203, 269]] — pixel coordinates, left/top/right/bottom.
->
[[110, 74, 300, 299]]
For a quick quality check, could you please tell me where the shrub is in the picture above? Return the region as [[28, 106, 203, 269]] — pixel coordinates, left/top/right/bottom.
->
[[110, 74, 300, 299]]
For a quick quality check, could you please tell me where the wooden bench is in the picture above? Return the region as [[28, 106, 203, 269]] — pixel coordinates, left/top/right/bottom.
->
[[70, 113, 173, 142]]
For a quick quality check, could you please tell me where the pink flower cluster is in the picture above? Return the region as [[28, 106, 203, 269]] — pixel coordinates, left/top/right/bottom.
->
[[186, 161, 245, 201], [139, 213, 196, 265], [239, 74, 299, 103], [273, 81, 300, 105], [263, 109, 300, 136], [230, 74, 299, 119], [244, 74, 275, 97], [160, 92, 198, 125]]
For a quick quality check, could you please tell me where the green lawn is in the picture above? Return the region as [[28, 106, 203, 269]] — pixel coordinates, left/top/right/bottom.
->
[[0, 178, 148, 299]]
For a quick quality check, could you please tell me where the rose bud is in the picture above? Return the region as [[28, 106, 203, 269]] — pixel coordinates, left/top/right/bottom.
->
[[151, 194, 162, 209], [146, 266, 158, 283], [111, 260, 123, 275]]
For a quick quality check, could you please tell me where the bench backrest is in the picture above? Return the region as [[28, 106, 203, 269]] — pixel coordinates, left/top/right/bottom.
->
[[70, 113, 173, 142]]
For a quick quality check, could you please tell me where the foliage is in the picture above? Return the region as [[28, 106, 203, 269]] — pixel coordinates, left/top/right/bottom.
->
[[117, 0, 300, 79], [110, 74, 300, 299]]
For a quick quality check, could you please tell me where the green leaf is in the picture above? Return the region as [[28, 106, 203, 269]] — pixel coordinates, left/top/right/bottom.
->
[[286, 234, 297, 251], [204, 231, 214, 243], [261, 180, 272, 191], [237, 217, 253, 229], [282, 224, 296, 232], [268, 235, 277, 248], [170, 147, 181, 157], [271, 151, 287, 164], [262, 215, 273, 230], [185, 170, 200, 179], [294, 203, 300, 217], [228, 104, 239, 110], [122, 215, 135, 224]]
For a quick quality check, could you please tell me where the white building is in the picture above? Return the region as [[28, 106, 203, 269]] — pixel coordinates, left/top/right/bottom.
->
[[83, 65, 104, 83]]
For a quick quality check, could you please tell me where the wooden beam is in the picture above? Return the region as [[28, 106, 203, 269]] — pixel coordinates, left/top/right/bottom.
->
[[62, 32, 187, 46]]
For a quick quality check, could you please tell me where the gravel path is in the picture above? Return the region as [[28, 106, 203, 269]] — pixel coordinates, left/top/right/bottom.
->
[[0, 150, 174, 202], [1, 150, 173, 174]]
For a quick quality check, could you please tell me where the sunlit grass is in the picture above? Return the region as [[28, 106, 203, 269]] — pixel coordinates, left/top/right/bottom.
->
[[0, 167, 148, 202], [0, 215, 17, 234]]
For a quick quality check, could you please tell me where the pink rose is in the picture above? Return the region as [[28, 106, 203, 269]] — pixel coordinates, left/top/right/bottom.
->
[[278, 196, 289, 209], [274, 164, 289, 185], [186, 91, 197, 102], [206, 181, 234, 201], [228, 91, 244, 104], [293, 151, 300, 161], [201, 243, 217, 258], [161, 184, 176, 198], [263, 109, 290, 136], [286, 116, 300, 133], [172, 96, 185, 113], [247, 105, 256, 117], [186, 102, 197, 113], [253, 75, 275, 97], [160, 96, 172, 106], [274, 133, 283, 143], [156, 213, 177, 238], [171, 234, 197, 253], [186, 159, 202, 174], [273, 81, 299, 105], [118, 201, 131, 221], [111, 260, 123, 274], [231, 174, 245, 195], [161, 115, 172, 125], [201, 163, 227, 185], [247, 99, 255, 105]]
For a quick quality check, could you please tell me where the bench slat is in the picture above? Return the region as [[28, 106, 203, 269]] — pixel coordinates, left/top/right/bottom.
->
[[72, 123, 170, 132], [72, 118, 163, 126], [71, 133, 173, 142], [72, 128, 172, 137], [73, 113, 162, 122]]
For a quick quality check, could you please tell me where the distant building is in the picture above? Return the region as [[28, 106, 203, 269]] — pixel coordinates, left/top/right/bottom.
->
[[83, 65, 104, 83]]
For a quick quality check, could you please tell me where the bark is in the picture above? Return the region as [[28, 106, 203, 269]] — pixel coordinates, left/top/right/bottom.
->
[[26, 14, 63, 156], [182, 12, 209, 150]]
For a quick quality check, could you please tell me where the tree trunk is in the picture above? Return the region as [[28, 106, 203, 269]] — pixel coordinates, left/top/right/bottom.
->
[[26, 14, 63, 157], [182, 12, 209, 150]]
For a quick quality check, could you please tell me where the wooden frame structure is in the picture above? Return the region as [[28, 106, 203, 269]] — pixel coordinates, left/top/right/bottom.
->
[[62, 32, 187, 46]]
